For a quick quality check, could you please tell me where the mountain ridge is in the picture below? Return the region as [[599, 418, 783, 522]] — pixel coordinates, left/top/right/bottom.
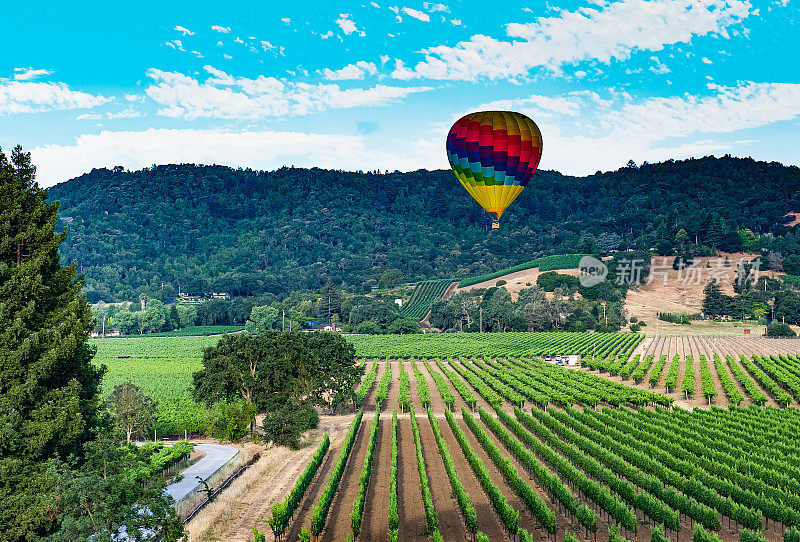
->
[[47, 155, 800, 302]]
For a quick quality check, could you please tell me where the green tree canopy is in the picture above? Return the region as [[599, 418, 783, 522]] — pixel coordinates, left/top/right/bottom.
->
[[192, 331, 359, 411]]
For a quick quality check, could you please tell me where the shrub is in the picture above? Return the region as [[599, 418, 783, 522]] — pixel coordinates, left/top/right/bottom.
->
[[766, 322, 796, 337], [205, 400, 256, 442], [262, 402, 319, 449]]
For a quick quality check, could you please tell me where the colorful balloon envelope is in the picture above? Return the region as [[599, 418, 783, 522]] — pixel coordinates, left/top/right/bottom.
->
[[446, 111, 542, 226]]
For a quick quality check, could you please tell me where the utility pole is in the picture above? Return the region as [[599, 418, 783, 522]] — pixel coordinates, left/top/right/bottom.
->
[[102, 315, 106, 339], [479, 307, 483, 333], [282, 309, 285, 331]]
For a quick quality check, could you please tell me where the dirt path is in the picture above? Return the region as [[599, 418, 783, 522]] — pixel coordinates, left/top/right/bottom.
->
[[418, 417, 469, 541], [396, 418, 429, 541], [320, 419, 369, 542], [417, 359, 448, 413], [361, 419, 391, 542], [282, 422, 352, 542]]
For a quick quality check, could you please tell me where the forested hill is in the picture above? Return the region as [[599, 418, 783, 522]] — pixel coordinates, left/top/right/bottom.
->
[[48, 156, 800, 302]]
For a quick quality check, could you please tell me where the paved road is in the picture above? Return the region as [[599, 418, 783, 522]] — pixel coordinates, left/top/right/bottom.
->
[[166, 443, 239, 502]]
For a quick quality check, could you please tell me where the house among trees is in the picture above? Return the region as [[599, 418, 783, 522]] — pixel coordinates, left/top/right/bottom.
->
[[304, 321, 343, 332]]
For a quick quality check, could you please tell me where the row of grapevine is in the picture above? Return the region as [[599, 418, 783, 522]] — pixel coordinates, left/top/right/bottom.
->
[[435, 358, 477, 408], [739, 355, 792, 406], [443, 408, 519, 534], [618, 354, 641, 380], [699, 355, 718, 402], [664, 354, 681, 392], [463, 407, 557, 533], [681, 355, 696, 398], [309, 409, 364, 537], [268, 434, 330, 540], [752, 355, 800, 402], [426, 408, 478, 535], [398, 363, 411, 413], [409, 406, 444, 541], [354, 360, 378, 407], [412, 359, 431, 409], [726, 356, 768, 406], [631, 354, 657, 384], [648, 355, 669, 387], [348, 411, 380, 540], [376, 359, 392, 409], [712, 355, 745, 406], [424, 359, 454, 409]]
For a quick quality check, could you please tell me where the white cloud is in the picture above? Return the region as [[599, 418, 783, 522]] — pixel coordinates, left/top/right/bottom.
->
[[323, 61, 379, 80], [0, 81, 110, 115], [450, 18, 462, 26], [702, 56, 713, 64], [320, 30, 334, 39], [106, 108, 142, 119], [402, 7, 430, 21], [31, 128, 448, 187], [211, 25, 231, 33], [224, 53, 233, 59], [125, 94, 143, 102], [13, 67, 53, 81], [477, 81, 800, 175], [380, 55, 390, 64], [234, 36, 244, 44], [144, 65, 432, 119], [574, 70, 587, 77], [281, 17, 291, 25], [371, 1, 381, 6], [649, 56, 671, 74], [76, 108, 142, 120], [30, 128, 366, 187], [423, 2, 449, 11], [336, 13, 365, 36], [174, 25, 194, 36], [392, 0, 752, 80], [166, 39, 185, 51]]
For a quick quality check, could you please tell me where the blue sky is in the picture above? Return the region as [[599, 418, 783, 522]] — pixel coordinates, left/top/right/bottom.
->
[[2, 0, 798, 187]]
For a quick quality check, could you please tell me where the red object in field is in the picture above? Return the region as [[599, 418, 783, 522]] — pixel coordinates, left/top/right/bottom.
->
[[744, 329, 751, 335]]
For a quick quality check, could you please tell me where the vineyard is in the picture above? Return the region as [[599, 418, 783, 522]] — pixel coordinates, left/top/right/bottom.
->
[[248, 352, 800, 542], [580, 335, 800, 410], [400, 279, 454, 320], [347, 331, 643, 359], [91, 336, 218, 434], [458, 254, 586, 288]]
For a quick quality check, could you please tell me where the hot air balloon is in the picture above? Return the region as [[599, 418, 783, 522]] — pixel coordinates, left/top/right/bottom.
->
[[446, 111, 542, 229]]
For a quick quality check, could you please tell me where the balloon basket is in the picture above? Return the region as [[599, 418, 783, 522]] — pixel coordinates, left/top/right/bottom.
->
[[491, 220, 500, 230]]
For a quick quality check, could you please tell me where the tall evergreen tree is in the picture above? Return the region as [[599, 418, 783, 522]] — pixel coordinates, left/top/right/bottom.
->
[[0, 146, 105, 538], [316, 280, 342, 324], [702, 279, 728, 318]]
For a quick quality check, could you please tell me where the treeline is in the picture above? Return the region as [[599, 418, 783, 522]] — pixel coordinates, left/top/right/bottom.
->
[[430, 252, 650, 332], [48, 156, 800, 302]]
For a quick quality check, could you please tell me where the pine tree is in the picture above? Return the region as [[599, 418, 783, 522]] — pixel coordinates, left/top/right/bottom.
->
[[702, 279, 727, 319], [316, 280, 342, 324], [0, 146, 104, 538]]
